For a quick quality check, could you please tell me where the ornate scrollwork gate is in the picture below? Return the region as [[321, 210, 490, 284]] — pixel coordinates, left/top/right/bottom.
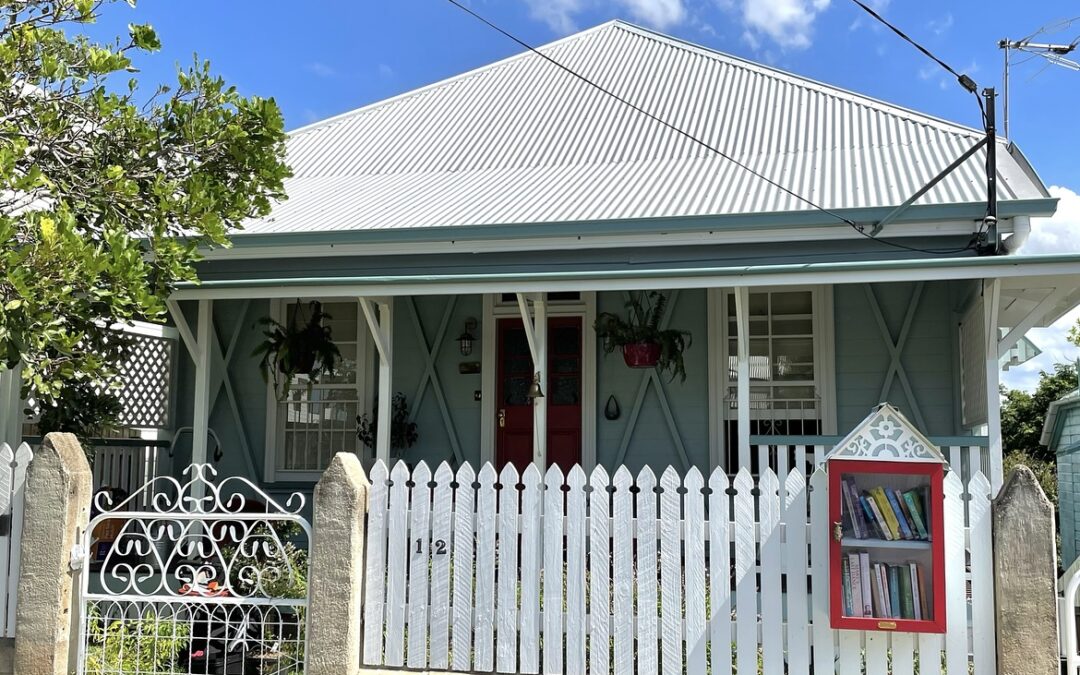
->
[[77, 464, 311, 674]]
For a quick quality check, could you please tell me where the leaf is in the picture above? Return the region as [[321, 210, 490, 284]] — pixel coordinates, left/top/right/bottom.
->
[[128, 23, 161, 51]]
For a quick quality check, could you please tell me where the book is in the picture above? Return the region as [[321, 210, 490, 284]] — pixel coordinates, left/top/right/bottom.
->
[[885, 489, 914, 539], [898, 565, 915, 619], [902, 490, 929, 540], [909, 563, 922, 620], [863, 492, 894, 540], [859, 496, 885, 539], [844, 478, 868, 539], [874, 564, 889, 618], [916, 564, 929, 619], [888, 565, 902, 619], [842, 557, 853, 615], [870, 487, 902, 540], [848, 553, 864, 617], [892, 488, 918, 538], [859, 552, 873, 617]]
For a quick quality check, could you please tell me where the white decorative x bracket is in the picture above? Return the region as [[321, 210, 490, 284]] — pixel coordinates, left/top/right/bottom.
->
[[405, 296, 464, 465], [864, 282, 928, 431]]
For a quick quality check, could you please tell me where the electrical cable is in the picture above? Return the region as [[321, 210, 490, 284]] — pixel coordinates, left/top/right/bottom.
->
[[444, 0, 981, 256]]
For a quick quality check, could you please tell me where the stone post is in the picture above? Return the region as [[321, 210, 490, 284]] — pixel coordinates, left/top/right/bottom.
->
[[308, 452, 370, 675], [14, 433, 91, 675], [993, 465, 1058, 675]]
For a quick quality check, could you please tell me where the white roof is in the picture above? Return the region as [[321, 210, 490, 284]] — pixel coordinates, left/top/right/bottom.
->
[[246, 21, 1051, 237]]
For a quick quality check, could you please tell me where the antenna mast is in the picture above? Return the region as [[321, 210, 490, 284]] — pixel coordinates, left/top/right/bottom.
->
[[999, 25, 1080, 137]]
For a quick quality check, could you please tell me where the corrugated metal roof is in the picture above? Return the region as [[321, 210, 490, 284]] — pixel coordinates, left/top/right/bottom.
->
[[244, 20, 1051, 236]]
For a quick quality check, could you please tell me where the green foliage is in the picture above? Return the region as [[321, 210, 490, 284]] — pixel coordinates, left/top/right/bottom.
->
[[357, 392, 419, 451], [33, 379, 122, 448], [1001, 362, 1078, 463], [0, 0, 290, 407], [254, 301, 341, 398], [593, 291, 692, 382], [84, 607, 191, 673]]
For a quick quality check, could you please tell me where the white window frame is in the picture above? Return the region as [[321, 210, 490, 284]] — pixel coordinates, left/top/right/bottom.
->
[[709, 285, 836, 467], [263, 297, 373, 483]]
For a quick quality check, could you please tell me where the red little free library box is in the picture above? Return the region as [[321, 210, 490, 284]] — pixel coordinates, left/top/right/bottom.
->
[[827, 403, 947, 634]]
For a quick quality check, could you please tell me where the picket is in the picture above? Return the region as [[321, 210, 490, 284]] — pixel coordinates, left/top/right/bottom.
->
[[611, 467, 634, 675], [519, 464, 543, 674], [384, 461, 411, 666], [684, 468, 707, 673], [589, 466, 611, 675], [659, 467, 682, 675], [636, 467, 658, 675], [406, 461, 432, 669], [428, 462, 454, 669], [733, 468, 756, 675], [359, 460, 989, 675], [474, 463, 498, 671], [758, 469, 782, 675], [496, 463, 520, 673], [361, 460, 388, 665], [565, 466, 587, 675], [968, 472, 996, 675], [784, 469, 810, 675], [543, 465, 564, 675], [450, 462, 476, 672], [943, 472, 967, 675], [0, 443, 13, 638], [708, 469, 732, 675]]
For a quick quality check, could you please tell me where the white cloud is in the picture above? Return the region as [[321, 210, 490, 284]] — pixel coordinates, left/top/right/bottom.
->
[[731, 0, 832, 50], [1020, 185, 1080, 254], [305, 62, 336, 78], [927, 13, 953, 36], [377, 63, 395, 79], [1001, 304, 1080, 392], [525, 0, 687, 33]]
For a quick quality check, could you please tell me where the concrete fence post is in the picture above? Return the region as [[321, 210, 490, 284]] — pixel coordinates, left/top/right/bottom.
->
[[993, 465, 1058, 675], [13, 433, 92, 675], [308, 452, 370, 675]]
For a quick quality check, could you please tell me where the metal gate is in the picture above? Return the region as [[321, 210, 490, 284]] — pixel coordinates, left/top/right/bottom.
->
[[76, 464, 311, 674]]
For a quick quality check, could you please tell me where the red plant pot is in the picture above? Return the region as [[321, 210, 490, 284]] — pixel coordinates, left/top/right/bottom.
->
[[622, 341, 662, 368]]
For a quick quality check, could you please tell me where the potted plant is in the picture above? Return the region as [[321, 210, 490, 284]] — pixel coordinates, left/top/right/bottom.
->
[[593, 291, 691, 381], [254, 301, 341, 399], [356, 392, 419, 452]]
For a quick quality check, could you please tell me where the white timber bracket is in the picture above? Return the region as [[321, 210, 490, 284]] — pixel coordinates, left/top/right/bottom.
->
[[613, 289, 692, 473], [997, 284, 1073, 359], [515, 293, 547, 466], [360, 297, 394, 465]]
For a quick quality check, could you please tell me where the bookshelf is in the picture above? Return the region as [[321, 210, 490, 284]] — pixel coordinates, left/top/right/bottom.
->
[[826, 404, 947, 634]]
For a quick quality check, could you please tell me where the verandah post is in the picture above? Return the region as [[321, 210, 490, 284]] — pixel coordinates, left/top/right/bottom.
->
[[308, 452, 370, 675], [734, 286, 751, 468], [982, 278, 1004, 490], [360, 297, 394, 465], [993, 465, 1058, 675]]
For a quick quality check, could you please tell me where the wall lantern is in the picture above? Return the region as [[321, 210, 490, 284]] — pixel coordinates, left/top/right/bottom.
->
[[457, 317, 478, 356]]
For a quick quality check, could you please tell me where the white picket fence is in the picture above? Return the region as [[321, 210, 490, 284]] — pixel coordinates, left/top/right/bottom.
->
[[0, 442, 31, 638], [361, 461, 995, 674]]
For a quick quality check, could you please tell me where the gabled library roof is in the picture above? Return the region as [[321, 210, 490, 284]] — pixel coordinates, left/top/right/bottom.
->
[[829, 403, 947, 463], [241, 20, 1053, 239]]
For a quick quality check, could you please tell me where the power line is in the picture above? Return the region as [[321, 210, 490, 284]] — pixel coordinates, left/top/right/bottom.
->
[[443, 0, 980, 256]]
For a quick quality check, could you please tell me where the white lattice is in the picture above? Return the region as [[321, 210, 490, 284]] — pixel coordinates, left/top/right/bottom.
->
[[116, 332, 174, 429], [828, 402, 947, 463]]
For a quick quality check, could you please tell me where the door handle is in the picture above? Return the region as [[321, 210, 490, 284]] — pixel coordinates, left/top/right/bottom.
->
[[498, 409, 506, 428]]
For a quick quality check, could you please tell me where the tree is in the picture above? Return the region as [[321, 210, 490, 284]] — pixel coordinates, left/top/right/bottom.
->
[[1001, 363, 1077, 463], [0, 0, 289, 417]]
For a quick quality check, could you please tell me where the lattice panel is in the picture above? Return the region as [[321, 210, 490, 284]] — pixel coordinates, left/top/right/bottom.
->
[[115, 332, 173, 429]]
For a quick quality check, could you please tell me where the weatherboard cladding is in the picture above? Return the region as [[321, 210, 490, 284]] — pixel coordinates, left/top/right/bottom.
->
[[248, 21, 1046, 236]]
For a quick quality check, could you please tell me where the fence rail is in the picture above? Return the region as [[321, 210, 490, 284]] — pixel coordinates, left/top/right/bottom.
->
[[362, 460, 995, 675]]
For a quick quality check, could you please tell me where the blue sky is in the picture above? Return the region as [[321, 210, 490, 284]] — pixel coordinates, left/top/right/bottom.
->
[[88, 0, 1080, 389]]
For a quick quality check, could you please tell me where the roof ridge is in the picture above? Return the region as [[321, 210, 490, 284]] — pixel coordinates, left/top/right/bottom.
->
[[607, 20, 984, 140]]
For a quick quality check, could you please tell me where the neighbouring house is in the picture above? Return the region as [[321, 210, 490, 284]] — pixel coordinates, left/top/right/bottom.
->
[[1046, 388, 1080, 564]]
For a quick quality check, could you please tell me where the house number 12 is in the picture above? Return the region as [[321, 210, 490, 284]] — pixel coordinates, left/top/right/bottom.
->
[[416, 539, 448, 555]]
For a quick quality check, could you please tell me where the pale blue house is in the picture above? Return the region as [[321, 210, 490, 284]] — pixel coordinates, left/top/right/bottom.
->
[[155, 21, 1080, 499]]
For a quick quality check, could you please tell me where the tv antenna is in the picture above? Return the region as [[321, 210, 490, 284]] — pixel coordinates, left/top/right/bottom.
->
[[1000, 17, 1080, 137]]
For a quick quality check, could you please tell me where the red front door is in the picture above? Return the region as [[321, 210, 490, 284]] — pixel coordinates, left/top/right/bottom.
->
[[496, 317, 583, 470]]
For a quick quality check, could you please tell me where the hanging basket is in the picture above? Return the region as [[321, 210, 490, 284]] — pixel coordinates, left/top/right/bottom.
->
[[622, 341, 662, 368]]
